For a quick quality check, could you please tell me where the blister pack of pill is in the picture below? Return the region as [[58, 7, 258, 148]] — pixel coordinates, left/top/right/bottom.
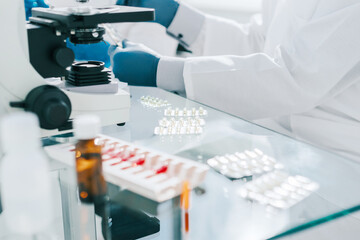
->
[[164, 107, 208, 117], [207, 149, 283, 179], [140, 95, 171, 108], [238, 171, 319, 209], [154, 117, 206, 136], [45, 134, 209, 202], [159, 117, 206, 128], [154, 126, 203, 136]]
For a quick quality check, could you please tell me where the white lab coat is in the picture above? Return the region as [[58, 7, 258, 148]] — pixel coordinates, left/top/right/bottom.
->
[[165, 0, 360, 161]]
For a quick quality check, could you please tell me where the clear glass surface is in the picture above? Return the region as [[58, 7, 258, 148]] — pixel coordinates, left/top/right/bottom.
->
[[102, 86, 360, 239], [2, 86, 359, 239]]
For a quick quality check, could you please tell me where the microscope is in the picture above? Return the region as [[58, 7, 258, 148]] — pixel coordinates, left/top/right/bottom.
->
[[0, 0, 154, 136]]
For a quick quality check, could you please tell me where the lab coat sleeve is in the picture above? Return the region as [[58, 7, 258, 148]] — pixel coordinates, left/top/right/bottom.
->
[[167, 2, 267, 56], [183, 5, 360, 120], [157, 57, 186, 93]]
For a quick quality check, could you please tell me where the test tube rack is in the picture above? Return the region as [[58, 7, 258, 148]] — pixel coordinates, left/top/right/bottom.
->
[[45, 134, 209, 202]]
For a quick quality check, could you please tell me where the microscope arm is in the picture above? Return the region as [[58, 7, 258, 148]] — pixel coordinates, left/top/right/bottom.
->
[[1, 0, 151, 136], [0, 0, 44, 103]]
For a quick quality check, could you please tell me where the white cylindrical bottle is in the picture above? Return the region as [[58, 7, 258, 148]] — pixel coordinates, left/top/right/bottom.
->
[[0, 112, 53, 236]]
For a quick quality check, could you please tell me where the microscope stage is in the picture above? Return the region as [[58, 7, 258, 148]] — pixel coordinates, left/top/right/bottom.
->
[[31, 6, 155, 28]]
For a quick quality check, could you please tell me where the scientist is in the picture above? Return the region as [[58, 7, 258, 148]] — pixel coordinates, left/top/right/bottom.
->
[[25, 0, 360, 162], [112, 0, 360, 162]]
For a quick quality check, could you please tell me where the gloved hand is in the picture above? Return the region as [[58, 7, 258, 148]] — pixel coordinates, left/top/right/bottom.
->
[[109, 40, 161, 87], [116, 0, 179, 28], [24, 0, 49, 20], [67, 40, 112, 68]]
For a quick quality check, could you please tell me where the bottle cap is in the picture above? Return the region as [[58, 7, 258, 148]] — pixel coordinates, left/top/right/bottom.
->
[[0, 112, 41, 153], [74, 115, 101, 140]]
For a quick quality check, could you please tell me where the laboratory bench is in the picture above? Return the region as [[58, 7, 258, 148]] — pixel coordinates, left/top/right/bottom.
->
[[1, 86, 360, 239]]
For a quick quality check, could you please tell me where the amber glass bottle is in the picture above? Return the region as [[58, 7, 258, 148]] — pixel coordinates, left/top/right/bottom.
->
[[74, 115, 107, 204], [74, 115, 111, 239], [75, 138, 107, 204]]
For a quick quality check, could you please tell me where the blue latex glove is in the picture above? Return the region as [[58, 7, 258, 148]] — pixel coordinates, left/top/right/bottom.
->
[[116, 0, 179, 28], [24, 0, 49, 20], [110, 40, 160, 87], [67, 40, 112, 68]]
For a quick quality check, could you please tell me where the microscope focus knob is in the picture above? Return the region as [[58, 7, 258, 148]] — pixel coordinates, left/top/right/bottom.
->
[[53, 47, 75, 68], [42, 100, 70, 129], [10, 85, 72, 130]]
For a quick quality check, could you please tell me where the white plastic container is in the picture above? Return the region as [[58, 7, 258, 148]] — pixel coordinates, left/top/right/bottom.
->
[[0, 112, 53, 236]]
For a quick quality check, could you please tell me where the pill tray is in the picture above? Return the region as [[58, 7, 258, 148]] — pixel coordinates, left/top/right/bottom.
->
[[207, 148, 283, 179], [154, 117, 206, 136], [238, 171, 319, 209], [140, 95, 171, 108], [164, 107, 208, 117], [45, 134, 209, 202]]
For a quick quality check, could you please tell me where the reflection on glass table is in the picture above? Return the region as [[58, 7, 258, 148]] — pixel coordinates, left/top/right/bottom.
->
[[4, 86, 357, 239], [101, 86, 360, 240]]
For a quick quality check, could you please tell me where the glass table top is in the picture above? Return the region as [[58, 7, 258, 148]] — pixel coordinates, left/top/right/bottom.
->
[[101, 86, 360, 239], [2, 86, 358, 240]]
